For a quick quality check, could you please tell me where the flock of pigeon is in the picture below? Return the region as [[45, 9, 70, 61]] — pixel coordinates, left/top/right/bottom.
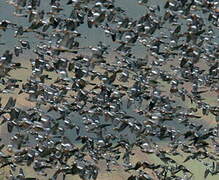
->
[[0, 0, 219, 179]]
